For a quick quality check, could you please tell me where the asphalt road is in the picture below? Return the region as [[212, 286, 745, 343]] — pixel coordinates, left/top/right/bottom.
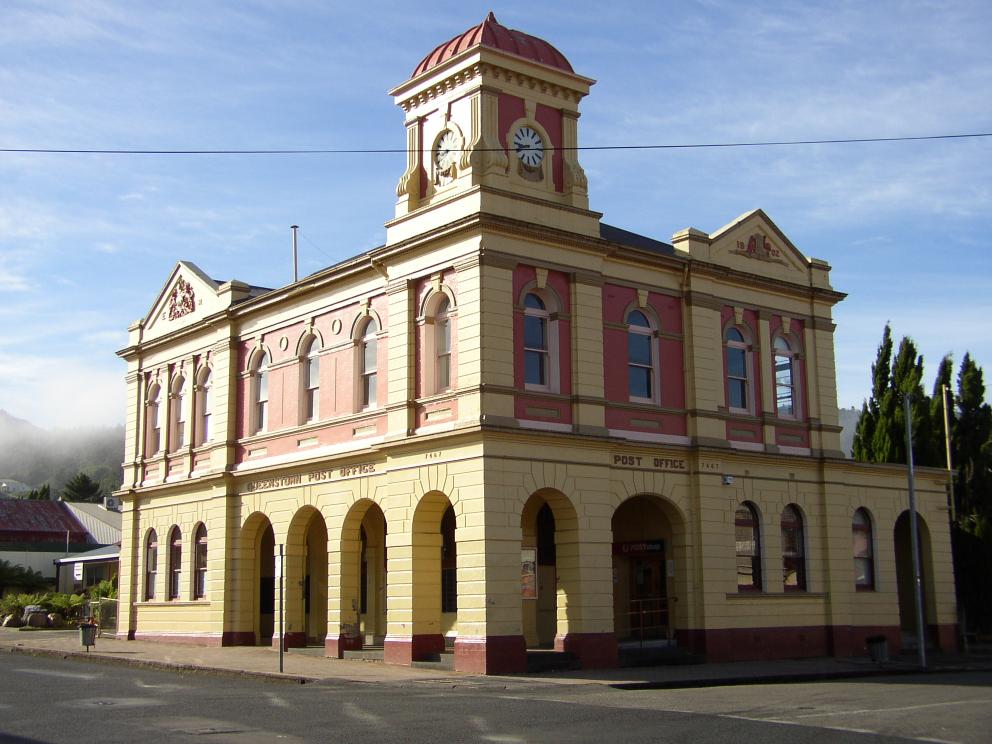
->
[[1, 653, 990, 743]]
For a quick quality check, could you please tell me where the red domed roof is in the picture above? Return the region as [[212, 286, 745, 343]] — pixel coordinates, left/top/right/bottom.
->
[[412, 12, 574, 78]]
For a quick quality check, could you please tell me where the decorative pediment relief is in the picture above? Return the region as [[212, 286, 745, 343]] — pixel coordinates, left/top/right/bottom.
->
[[140, 261, 227, 342], [729, 233, 788, 266]]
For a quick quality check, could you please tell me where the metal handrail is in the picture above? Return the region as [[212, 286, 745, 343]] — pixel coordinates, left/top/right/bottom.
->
[[624, 597, 675, 646]]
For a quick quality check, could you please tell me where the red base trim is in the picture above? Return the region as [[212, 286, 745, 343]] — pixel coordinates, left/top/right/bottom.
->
[[132, 633, 223, 647], [934, 623, 958, 653], [325, 632, 363, 658], [454, 635, 527, 674], [556, 632, 619, 668], [384, 634, 445, 665], [272, 631, 306, 650], [222, 631, 257, 647]]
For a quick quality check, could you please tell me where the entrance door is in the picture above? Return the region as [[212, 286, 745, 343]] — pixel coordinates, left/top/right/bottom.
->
[[629, 555, 667, 640]]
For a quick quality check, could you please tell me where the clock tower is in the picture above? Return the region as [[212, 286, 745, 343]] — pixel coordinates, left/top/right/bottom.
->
[[386, 13, 599, 245]]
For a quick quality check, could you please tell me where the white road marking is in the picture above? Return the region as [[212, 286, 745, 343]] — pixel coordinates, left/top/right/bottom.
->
[[342, 701, 383, 726], [15, 668, 98, 680], [133, 678, 185, 691], [266, 692, 291, 708], [796, 698, 989, 718]]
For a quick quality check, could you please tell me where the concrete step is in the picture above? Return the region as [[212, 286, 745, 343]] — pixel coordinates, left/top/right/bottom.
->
[[526, 649, 580, 673], [619, 645, 703, 668], [412, 652, 454, 671], [342, 645, 384, 662]]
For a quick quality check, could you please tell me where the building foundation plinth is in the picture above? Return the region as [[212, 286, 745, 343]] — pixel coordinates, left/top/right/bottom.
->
[[383, 633, 445, 664], [556, 632, 619, 669], [453, 635, 527, 674], [325, 631, 363, 658]]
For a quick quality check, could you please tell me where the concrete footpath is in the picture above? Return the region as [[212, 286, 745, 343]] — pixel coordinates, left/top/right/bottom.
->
[[3, 627, 990, 690]]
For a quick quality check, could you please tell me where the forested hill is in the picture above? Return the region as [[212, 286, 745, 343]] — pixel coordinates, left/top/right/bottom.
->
[[0, 410, 124, 498]]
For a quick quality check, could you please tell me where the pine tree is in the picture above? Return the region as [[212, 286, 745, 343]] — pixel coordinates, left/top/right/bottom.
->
[[853, 326, 935, 466], [928, 355, 955, 470], [61, 472, 104, 503], [23, 484, 51, 500], [955, 354, 992, 534]]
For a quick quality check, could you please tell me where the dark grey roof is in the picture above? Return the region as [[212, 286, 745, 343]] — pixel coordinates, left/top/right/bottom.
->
[[600, 223, 675, 257]]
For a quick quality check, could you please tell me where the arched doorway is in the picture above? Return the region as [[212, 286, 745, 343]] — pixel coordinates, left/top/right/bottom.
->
[[285, 506, 328, 648], [252, 518, 275, 646], [520, 490, 578, 649], [894, 510, 937, 648], [611, 495, 685, 646], [336, 500, 387, 649], [403, 491, 456, 661]]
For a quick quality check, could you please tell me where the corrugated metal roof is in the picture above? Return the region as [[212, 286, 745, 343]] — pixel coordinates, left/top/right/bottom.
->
[[0, 500, 88, 541], [64, 503, 122, 546], [54, 543, 120, 565]]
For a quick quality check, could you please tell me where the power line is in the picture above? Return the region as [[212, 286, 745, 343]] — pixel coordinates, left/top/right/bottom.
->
[[1, 132, 990, 155]]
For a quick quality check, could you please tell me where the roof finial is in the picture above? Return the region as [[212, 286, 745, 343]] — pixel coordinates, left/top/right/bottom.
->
[[485, 11, 498, 23]]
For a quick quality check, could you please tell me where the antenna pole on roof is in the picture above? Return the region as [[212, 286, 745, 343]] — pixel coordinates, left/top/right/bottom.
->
[[291, 225, 299, 284]]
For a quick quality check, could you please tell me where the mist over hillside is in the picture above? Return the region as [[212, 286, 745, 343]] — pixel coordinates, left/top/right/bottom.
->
[[0, 410, 124, 498]]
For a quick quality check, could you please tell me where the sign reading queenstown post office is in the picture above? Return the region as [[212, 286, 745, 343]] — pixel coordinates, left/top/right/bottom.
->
[[611, 453, 688, 472], [245, 462, 376, 493]]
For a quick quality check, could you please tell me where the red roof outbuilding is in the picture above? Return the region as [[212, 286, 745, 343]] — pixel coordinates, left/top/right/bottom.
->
[[412, 12, 574, 78], [0, 500, 89, 544]]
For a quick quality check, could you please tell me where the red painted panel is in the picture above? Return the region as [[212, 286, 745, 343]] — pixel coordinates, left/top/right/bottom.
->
[[557, 632, 619, 668], [453, 635, 527, 674], [604, 408, 687, 436], [498, 92, 526, 159], [535, 103, 563, 192]]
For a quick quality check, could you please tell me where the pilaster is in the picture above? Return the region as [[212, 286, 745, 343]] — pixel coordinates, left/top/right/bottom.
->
[[385, 279, 415, 438]]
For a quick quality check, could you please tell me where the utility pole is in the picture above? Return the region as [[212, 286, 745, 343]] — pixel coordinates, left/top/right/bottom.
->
[[904, 394, 927, 669]]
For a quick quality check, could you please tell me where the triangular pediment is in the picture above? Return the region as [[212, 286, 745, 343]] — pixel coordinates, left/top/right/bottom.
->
[[706, 209, 813, 282], [142, 262, 224, 340]]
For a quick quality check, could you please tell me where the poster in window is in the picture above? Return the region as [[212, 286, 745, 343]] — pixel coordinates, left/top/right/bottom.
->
[[521, 549, 537, 599]]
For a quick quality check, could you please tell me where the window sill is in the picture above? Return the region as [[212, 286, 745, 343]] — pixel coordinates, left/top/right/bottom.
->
[[726, 591, 826, 600], [136, 600, 212, 607]]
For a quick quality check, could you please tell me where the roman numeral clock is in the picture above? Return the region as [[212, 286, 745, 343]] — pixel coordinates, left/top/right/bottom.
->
[[513, 126, 544, 181]]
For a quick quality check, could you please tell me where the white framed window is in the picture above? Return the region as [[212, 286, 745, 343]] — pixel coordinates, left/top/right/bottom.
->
[[168, 526, 182, 600], [435, 297, 451, 392], [773, 335, 799, 418], [781, 504, 807, 592], [725, 327, 752, 413], [193, 523, 208, 600], [170, 375, 187, 452], [627, 309, 659, 403], [145, 383, 162, 456], [144, 529, 158, 600], [252, 351, 270, 434], [195, 367, 212, 446], [302, 337, 320, 423], [359, 318, 378, 409], [853, 508, 875, 591], [522, 290, 560, 392]]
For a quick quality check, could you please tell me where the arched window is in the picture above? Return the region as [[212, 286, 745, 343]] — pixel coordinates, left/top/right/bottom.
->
[[193, 524, 208, 599], [145, 384, 162, 456], [523, 292, 550, 388], [302, 337, 320, 423], [252, 351, 270, 434], [435, 297, 452, 393], [774, 336, 798, 418], [168, 526, 182, 600], [853, 508, 874, 590], [360, 318, 378, 409], [170, 375, 186, 451], [627, 309, 658, 402], [781, 505, 807, 591], [145, 529, 158, 600], [725, 327, 751, 412], [735, 503, 762, 592], [195, 367, 212, 446]]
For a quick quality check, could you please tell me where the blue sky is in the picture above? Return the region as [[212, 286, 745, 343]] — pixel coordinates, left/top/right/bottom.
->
[[1, 0, 990, 429]]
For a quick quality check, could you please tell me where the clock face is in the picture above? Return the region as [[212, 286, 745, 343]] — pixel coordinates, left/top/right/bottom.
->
[[513, 126, 544, 168], [435, 130, 459, 171]]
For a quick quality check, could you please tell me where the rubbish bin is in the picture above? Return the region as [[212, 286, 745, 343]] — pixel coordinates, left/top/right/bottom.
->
[[866, 634, 888, 662], [79, 623, 98, 651]]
